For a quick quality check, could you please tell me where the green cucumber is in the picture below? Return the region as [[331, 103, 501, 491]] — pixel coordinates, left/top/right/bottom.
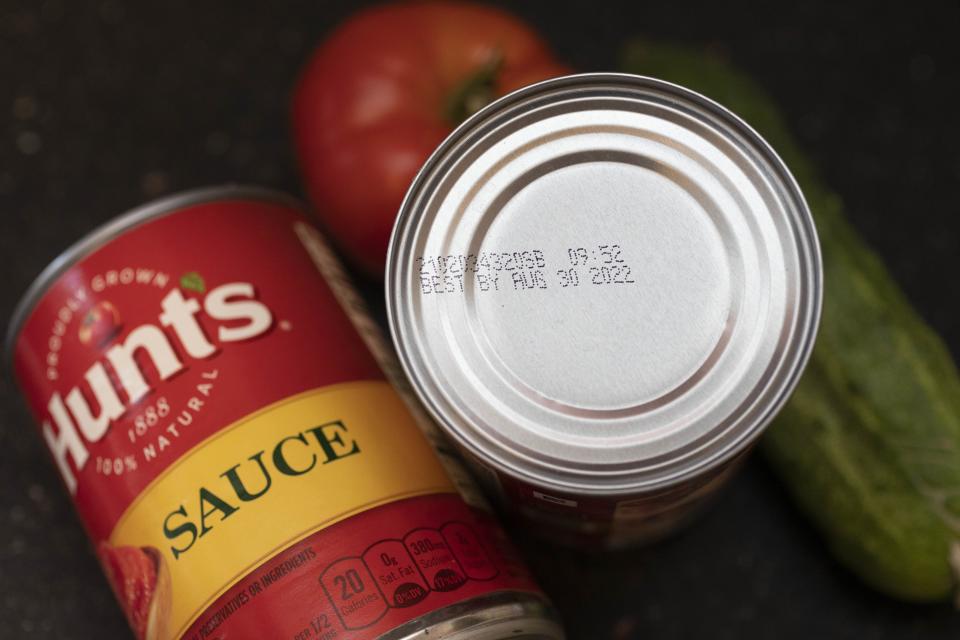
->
[[622, 40, 960, 603]]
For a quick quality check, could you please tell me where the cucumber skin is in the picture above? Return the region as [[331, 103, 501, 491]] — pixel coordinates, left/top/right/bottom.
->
[[622, 41, 960, 602]]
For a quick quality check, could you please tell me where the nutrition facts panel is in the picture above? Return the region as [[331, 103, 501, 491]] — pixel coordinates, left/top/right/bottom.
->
[[319, 521, 499, 630], [181, 494, 540, 640]]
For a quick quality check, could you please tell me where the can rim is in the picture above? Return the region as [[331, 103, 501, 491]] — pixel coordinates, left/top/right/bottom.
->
[[4, 184, 305, 373], [386, 72, 823, 495]]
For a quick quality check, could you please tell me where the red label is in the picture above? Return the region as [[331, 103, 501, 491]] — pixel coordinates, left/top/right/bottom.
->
[[13, 199, 383, 539], [10, 193, 544, 639]]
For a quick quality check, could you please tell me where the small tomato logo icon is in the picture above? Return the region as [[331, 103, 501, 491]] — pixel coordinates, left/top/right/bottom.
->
[[78, 300, 122, 347]]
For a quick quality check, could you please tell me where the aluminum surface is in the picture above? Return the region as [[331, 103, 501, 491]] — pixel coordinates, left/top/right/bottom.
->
[[384, 592, 563, 640], [387, 73, 822, 495]]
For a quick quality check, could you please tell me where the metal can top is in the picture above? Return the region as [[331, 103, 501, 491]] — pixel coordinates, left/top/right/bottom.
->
[[387, 73, 822, 496]]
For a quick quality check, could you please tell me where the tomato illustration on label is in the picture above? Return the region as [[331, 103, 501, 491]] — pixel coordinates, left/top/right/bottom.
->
[[99, 542, 172, 640], [78, 300, 122, 347]]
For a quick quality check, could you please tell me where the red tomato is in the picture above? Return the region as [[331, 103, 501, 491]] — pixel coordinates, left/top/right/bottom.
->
[[293, 1, 570, 279]]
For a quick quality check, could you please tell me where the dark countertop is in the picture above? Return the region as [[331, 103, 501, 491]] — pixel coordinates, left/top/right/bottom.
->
[[1, 1, 958, 638]]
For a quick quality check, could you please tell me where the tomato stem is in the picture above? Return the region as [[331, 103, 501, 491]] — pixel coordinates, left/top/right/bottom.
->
[[446, 50, 504, 125]]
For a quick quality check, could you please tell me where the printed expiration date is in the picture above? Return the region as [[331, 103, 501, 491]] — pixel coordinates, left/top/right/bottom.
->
[[416, 244, 635, 295]]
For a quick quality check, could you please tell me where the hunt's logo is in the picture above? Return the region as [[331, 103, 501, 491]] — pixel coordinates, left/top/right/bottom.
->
[[42, 281, 273, 493]]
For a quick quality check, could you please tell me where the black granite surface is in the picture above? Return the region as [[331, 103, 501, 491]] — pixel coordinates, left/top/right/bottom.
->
[[1, 1, 959, 638]]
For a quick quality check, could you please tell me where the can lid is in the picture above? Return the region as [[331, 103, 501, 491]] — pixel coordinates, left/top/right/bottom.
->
[[387, 73, 822, 495]]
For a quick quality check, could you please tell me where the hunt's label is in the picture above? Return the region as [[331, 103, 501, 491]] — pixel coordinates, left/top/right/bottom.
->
[[10, 196, 541, 639]]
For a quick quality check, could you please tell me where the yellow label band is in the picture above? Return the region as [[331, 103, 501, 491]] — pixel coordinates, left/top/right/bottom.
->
[[109, 381, 456, 640]]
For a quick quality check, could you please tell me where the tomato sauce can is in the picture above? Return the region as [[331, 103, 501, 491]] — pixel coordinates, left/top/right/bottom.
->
[[6, 186, 564, 639], [386, 73, 823, 548]]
